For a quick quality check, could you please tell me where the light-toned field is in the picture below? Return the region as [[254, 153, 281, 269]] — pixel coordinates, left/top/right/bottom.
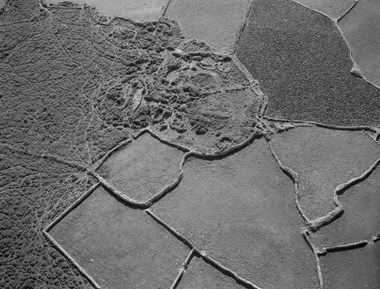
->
[[49, 185, 189, 289], [97, 132, 184, 203], [339, 0, 380, 87], [166, 0, 249, 53], [45, 0, 167, 21], [152, 138, 320, 289], [293, 0, 356, 20], [320, 242, 380, 289], [271, 127, 380, 220], [315, 165, 380, 247], [176, 255, 244, 289]]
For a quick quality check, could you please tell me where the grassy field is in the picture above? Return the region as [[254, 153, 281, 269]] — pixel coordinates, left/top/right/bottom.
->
[[48, 185, 189, 289]]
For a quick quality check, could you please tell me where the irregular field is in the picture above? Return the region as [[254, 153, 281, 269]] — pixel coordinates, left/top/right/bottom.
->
[[0, 1, 181, 285], [271, 127, 380, 220], [313, 164, 380, 247], [236, 0, 380, 126], [177, 255, 245, 289], [320, 242, 380, 289], [166, 0, 250, 53], [160, 88, 258, 153], [0, 148, 95, 289], [97, 132, 184, 202], [48, 185, 189, 289], [292, 0, 356, 20], [152, 138, 319, 289], [339, 0, 380, 88], [46, 0, 168, 21], [0, 0, 259, 286], [0, 0, 258, 159]]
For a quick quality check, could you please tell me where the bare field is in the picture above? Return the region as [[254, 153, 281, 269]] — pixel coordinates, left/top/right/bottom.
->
[[236, 0, 380, 126]]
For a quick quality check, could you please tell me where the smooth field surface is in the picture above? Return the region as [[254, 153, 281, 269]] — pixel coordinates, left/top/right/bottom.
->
[[46, 0, 168, 21], [320, 243, 380, 289], [152, 138, 319, 289], [271, 127, 380, 221], [339, 0, 380, 88], [49, 186, 189, 289], [177, 255, 245, 289], [167, 0, 250, 53], [97, 133, 184, 202], [292, 0, 356, 20], [314, 164, 380, 247]]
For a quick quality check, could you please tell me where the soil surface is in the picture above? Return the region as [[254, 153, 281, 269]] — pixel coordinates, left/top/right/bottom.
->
[[236, 0, 380, 126], [49, 185, 189, 289]]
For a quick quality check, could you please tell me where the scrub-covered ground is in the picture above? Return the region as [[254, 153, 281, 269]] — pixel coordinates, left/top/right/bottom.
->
[[0, 0, 379, 288]]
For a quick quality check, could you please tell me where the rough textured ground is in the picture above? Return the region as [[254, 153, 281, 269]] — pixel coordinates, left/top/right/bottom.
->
[[166, 0, 249, 53], [236, 0, 380, 126], [97, 132, 184, 203], [320, 242, 380, 289], [152, 138, 319, 289], [49, 185, 189, 289], [0, 148, 95, 289], [1, 0, 380, 288]]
